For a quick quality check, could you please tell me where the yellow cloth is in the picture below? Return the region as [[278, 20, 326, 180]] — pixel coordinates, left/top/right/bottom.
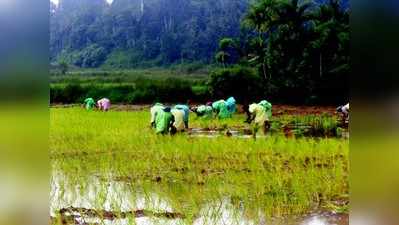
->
[[171, 109, 185, 131], [249, 103, 267, 126]]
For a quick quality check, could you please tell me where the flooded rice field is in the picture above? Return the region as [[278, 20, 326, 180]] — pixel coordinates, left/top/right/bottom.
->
[[51, 173, 348, 225], [50, 108, 349, 225], [188, 125, 349, 139]]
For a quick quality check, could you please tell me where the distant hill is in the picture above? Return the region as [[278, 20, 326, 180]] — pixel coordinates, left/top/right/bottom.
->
[[50, 0, 349, 68]]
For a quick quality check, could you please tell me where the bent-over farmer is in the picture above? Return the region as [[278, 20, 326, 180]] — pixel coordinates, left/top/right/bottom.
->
[[192, 103, 213, 119], [212, 100, 231, 119], [150, 103, 164, 128], [155, 107, 174, 135], [174, 104, 190, 129], [171, 108, 186, 132], [83, 98, 96, 110], [337, 103, 349, 123], [226, 96, 237, 114], [97, 98, 111, 111], [247, 101, 271, 134]]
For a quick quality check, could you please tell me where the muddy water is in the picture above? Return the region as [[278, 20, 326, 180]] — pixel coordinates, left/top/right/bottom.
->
[[188, 127, 349, 139], [51, 172, 348, 225], [188, 128, 263, 139]]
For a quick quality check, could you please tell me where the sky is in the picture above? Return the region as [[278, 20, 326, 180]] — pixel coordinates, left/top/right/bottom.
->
[[50, 0, 114, 6]]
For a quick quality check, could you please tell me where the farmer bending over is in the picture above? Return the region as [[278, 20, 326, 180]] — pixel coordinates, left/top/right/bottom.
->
[[171, 108, 186, 132], [150, 103, 164, 128], [247, 101, 272, 134], [97, 98, 111, 111], [192, 102, 213, 119], [259, 100, 272, 121], [226, 96, 237, 114], [83, 97, 96, 110], [174, 104, 190, 129], [212, 100, 231, 119], [155, 107, 174, 135], [337, 103, 349, 123]]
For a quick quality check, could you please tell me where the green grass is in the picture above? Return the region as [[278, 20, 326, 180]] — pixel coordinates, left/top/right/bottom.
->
[[50, 69, 210, 104], [51, 68, 209, 84], [50, 108, 349, 224]]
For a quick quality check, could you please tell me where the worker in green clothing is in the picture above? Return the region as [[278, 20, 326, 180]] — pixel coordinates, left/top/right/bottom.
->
[[150, 103, 165, 128], [247, 102, 269, 134], [212, 100, 231, 119], [226, 96, 237, 114], [259, 100, 272, 120], [192, 102, 213, 119], [246, 100, 272, 134], [155, 107, 175, 135], [83, 98, 96, 110]]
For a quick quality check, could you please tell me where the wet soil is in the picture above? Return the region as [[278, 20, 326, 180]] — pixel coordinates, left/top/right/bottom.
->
[[188, 126, 348, 139], [298, 212, 349, 225], [52, 206, 185, 225], [51, 104, 336, 115], [51, 104, 151, 111], [232, 104, 337, 116], [51, 207, 348, 225]]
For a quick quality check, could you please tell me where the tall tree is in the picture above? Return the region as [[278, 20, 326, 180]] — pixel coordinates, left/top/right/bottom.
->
[[50, 0, 250, 68]]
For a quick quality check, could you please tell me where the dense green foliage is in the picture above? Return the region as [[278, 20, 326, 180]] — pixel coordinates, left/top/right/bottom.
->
[[219, 0, 350, 104], [50, 69, 210, 103], [50, 0, 349, 104], [51, 81, 208, 104], [50, 0, 249, 67], [208, 66, 263, 104]]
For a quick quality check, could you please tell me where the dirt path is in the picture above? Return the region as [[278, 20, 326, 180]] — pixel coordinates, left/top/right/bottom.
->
[[51, 104, 337, 115]]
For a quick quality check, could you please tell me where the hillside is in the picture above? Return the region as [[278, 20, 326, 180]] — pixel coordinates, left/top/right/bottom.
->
[[50, 0, 250, 68]]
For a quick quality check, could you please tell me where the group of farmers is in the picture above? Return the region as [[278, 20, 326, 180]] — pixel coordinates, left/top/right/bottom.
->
[[83, 97, 111, 111], [150, 97, 274, 135], [83, 96, 349, 135], [149, 97, 239, 135], [150, 103, 190, 134]]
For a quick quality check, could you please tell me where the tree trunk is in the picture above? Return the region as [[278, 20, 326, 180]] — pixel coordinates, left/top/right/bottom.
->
[[319, 53, 322, 77], [262, 62, 267, 80], [222, 54, 226, 68]]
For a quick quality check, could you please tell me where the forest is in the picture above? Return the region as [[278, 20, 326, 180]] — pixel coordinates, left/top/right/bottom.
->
[[51, 0, 349, 104], [50, 0, 250, 67]]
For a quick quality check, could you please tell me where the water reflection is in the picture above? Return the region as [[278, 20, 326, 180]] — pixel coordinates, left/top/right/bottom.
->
[[50, 172, 348, 225]]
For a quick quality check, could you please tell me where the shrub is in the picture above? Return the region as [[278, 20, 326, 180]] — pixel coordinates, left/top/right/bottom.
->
[[208, 65, 263, 103], [50, 78, 205, 104]]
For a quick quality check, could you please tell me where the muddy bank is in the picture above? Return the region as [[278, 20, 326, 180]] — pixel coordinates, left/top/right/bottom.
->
[[51, 104, 151, 111], [51, 104, 337, 115], [51, 206, 348, 225], [50, 171, 349, 225], [188, 126, 348, 139], [52, 206, 184, 225]]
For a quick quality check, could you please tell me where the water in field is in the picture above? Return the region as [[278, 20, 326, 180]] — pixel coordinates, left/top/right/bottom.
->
[[188, 126, 349, 139], [188, 128, 262, 139], [50, 172, 348, 225], [49, 108, 349, 225]]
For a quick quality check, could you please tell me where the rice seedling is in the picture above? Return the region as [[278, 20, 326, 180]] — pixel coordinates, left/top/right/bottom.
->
[[50, 107, 349, 225]]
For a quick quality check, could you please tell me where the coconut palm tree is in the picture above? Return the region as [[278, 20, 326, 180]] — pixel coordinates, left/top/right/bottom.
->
[[244, 0, 279, 80], [244, 0, 315, 81], [310, 0, 349, 78]]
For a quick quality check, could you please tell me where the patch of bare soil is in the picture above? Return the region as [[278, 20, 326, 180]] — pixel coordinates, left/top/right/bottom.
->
[[51, 104, 337, 115], [50, 104, 151, 111], [51, 207, 185, 225], [238, 104, 337, 116]]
